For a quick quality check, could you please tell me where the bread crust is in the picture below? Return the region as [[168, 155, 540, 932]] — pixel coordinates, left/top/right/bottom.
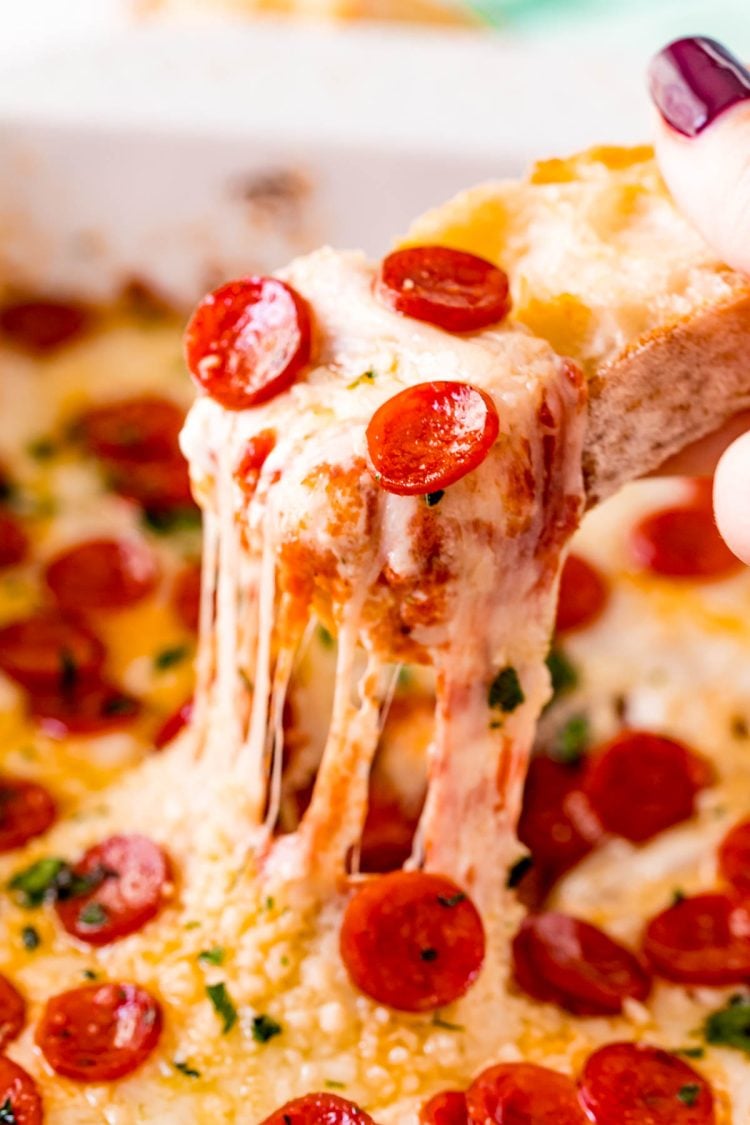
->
[[585, 285, 750, 504]]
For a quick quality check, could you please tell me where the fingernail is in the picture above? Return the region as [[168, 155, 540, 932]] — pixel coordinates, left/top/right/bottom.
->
[[648, 36, 750, 138]]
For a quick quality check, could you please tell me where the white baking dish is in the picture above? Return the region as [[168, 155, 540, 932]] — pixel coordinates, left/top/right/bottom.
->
[[0, 18, 652, 304]]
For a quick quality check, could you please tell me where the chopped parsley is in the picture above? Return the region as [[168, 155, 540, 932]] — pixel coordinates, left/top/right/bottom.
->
[[424, 490, 445, 507], [78, 902, 108, 928], [437, 892, 466, 908], [198, 947, 225, 966], [324, 1080, 346, 1090], [431, 1013, 464, 1032], [346, 369, 376, 390], [20, 925, 40, 951], [141, 506, 202, 535], [704, 994, 750, 1053], [506, 854, 534, 889], [82, 969, 98, 981], [317, 626, 334, 649], [677, 1047, 705, 1059], [676, 1084, 701, 1107], [101, 694, 138, 717], [0, 1098, 16, 1124], [251, 1014, 282, 1044], [550, 714, 590, 764], [59, 649, 79, 693], [671, 888, 686, 906], [173, 1060, 201, 1079], [545, 647, 578, 700], [154, 644, 190, 671], [420, 947, 438, 962], [206, 982, 237, 1034], [27, 437, 57, 461], [488, 666, 525, 713], [8, 857, 69, 907]]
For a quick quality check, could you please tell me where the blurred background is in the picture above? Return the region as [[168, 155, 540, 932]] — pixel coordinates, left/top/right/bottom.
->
[[1, 0, 749, 303]]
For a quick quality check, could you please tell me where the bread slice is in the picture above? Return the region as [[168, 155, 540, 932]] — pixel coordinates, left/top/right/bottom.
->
[[404, 145, 750, 503]]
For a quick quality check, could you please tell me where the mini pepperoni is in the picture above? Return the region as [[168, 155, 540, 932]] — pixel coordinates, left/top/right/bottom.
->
[[583, 731, 711, 843], [154, 698, 194, 750], [36, 981, 162, 1081], [340, 870, 484, 1012], [0, 776, 56, 851], [0, 1057, 43, 1125], [555, 553, 609, 634], [718, 819, 750, 895], [55, 835, 169, 945], [367, 381, 499, 496], [419, 1090, 468, 1125], [29, 681, 141, 739], [185, 277, 312, 411], [259, 1093, 375, 1125], [0, 511, 28, 568], [74, 395, 185, 463], [631, 503, 741, 580], [359, 793, 419, 873], [0, 297, 90, 352], [0, 611, 106, 690], [0, 975, 25, 1050], [376, 246, 511, 333], [466, 1062, 586, 1125], [235, 429, 277, 496], [578, 1042, 716, 1125], [108, 454, 196, 513], [518, 757, 602, 893], [512, 912, 651, 1017], [45, 537, 159, 613], [643, 892, 750, 985], [172, 563, 202, 632]]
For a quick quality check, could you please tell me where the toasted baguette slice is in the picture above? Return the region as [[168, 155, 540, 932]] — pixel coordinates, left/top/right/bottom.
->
[[404, 145, 750, 503]]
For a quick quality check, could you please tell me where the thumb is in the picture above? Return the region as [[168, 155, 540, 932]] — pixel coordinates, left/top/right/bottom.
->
[[648, 37, 750, 275]]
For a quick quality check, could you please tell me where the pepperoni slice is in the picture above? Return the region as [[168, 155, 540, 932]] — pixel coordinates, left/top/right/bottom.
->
[[259, 1093, 375, 1125], [0, 777, 56, 851], [45, 537, 159, 613], [0, 611, 106, 690], [108, 454, 196, 513], [643, 892, 750, 985], [340, 870, 485, 1012], [55, 835, 169, 945], [154, 698, 194, 750], [0, 511, 28, 569], [517, 757, 602, 894], [0, 975, 26, 1049], [359, 792, 419, 874], [512, 912, 651, 1017], [419, 1090, 468, 1125], [578, 1042, 716, 1125], [172, 563, 201, 632], [36, 981, 162, 1081], [235, 429, 277, 496], [29, 681, 141, 738], [185, 277, 312, 411], [718, 819, 750, 895], [466, 1062, 586, 1125], [74, 395, 185, 463], [366, 381, 499, 496], [583, 731, 711, 843], [555, 553, 609, 634], [0, 297, 90, 352], [376, 247, 511, 333], [0, 1057, 43, 1125], [630, 503, 741, 580]]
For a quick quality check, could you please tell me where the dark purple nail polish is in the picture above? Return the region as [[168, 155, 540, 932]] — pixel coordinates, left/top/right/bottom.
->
[[648, 37, 750, 138]]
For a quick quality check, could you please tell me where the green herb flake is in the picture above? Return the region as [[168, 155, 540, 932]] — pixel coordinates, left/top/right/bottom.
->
[[506, 854, 534, 889], [206, 982, 237, 1034], [672, 888, 687, 906], [173, 1060, 201, 1079], [252, 1014, 282, 1044], [59, 649, 79, 693], [676, 1084, 701, 1107], [704, 995, 750, 1053], [488, 666, 525, 713], [546, 647, 578, 699], [551, 713, 590, 764], [346, 369, 376, 390], [420, 947, 438, 962], [82, 969, 98, 981], [424, 490, 445, 507], [8, 857, 68, 907], [27, 437, 57, 461], [317, 626, 334, 649], [142, 507, 202, 536], [78, 902, 108, 928], [678, 1047, 705, 1059], [431, 1014, 464, 1032], [324, 1080, 346, 1090], [437, 892, 466, 909], [154, 644, 191, 671], [0, 1097, 17, 1124], [265, 896, 275, 911], [198, 947, 225, 966], [21, 925, 40, 951]]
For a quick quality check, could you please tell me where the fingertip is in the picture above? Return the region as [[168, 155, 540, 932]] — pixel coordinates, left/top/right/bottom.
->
[[714, 430, 750, 564]]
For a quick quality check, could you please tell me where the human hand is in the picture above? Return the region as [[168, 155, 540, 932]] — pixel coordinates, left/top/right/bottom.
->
[[649, 36, 750, 561]]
